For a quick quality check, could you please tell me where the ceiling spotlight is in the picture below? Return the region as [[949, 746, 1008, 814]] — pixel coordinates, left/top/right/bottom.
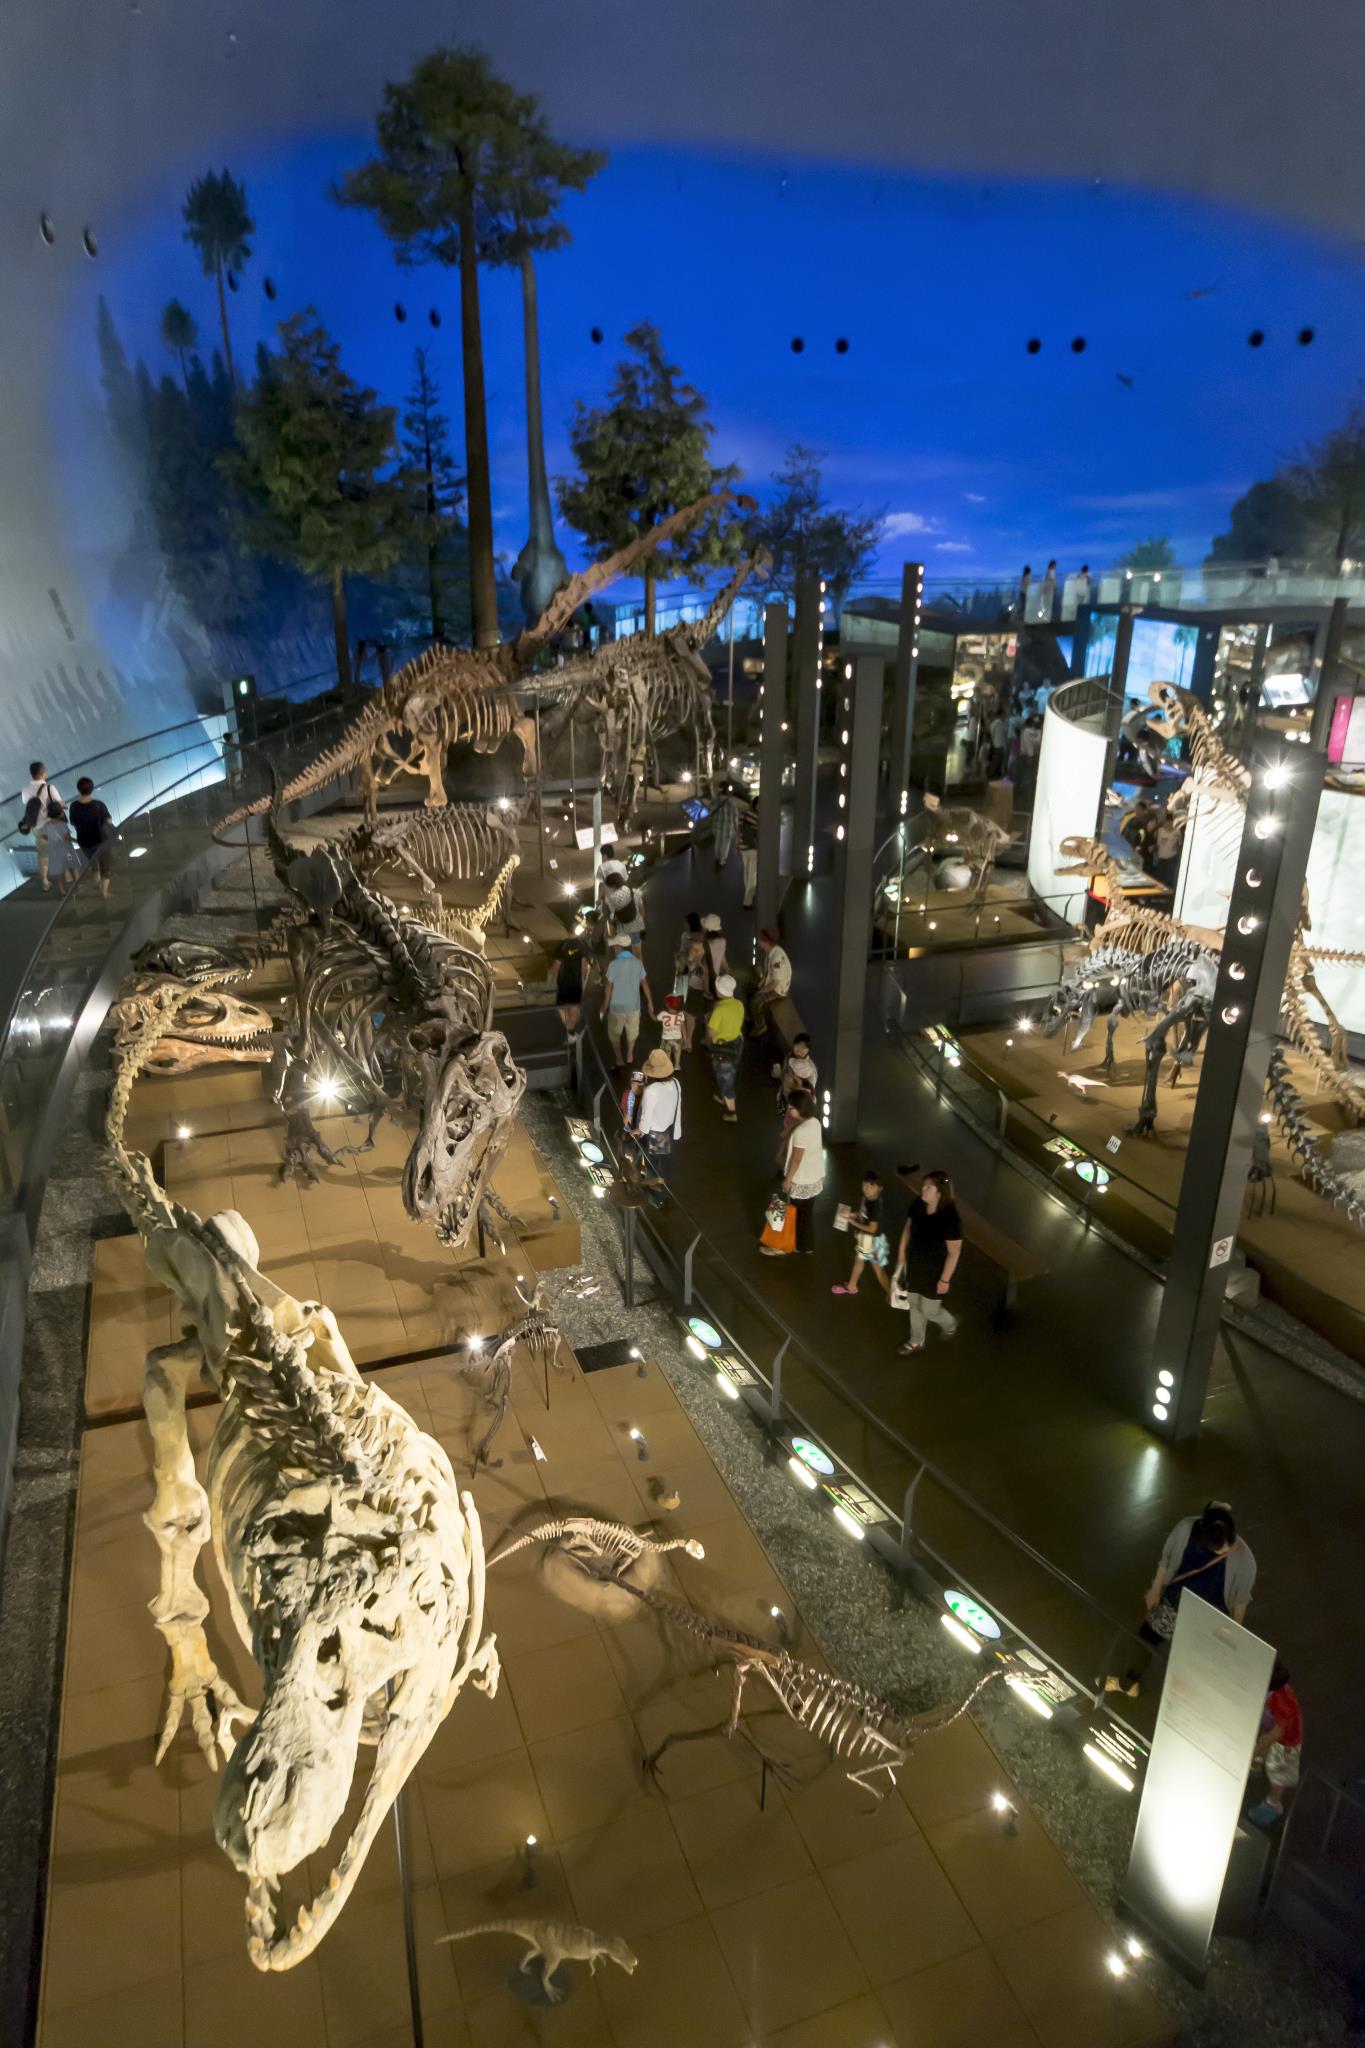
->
[[176, 1124, 191, 1141]]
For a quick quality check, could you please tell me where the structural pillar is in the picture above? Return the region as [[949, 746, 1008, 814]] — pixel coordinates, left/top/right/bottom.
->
[[825, 656, 883, 1143], [1151, 740, 1325, 1440], [888, 561, 925, 821], [1237, 623, 1270, 750], [1189, 624, 1219, 707], [755, 602, 787, 931], [791, 575, 823, 880], [1309, 596, 1350, 750], [1069, 606, 1093, 678]]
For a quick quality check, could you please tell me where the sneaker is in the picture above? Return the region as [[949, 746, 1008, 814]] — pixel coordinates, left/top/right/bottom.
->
[[723, 1111, 738, 1124], [1247, 1801, 1282, 1828]]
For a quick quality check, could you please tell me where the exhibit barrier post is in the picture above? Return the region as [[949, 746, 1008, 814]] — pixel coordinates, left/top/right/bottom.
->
[[386, 1680, 425, 2048], [792, 575, 822, 879], [826, 656, 884, 1142], [756, 602, 787, 929], [888, 561, 924, 822], [1152, 739, 1324, 1441]]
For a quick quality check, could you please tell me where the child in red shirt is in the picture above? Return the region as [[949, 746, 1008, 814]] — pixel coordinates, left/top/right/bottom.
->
[[1248, 1659, 1302, 1824]]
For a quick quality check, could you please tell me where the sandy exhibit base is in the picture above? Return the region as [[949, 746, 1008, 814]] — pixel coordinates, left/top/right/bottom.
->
[[39, 1353, 1170, 2048], [960, 1011, 1365, 1356]]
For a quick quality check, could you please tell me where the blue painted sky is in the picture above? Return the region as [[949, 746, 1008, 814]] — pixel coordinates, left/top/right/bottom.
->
[[74, 135, 1365, 595]]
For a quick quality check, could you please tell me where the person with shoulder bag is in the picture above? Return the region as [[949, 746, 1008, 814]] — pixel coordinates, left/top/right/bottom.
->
[[776, 1090, 824, 1254], [18, 758, 74, 892], [1104, 1501, 1256, 1697], [636, 1049, 682, 1199]]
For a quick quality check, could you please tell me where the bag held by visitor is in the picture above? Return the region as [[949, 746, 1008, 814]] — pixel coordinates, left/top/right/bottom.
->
[[889, 1267, 912, 1311], [833, 1203, 854, 1234], [759, 1195, 797, 1256]]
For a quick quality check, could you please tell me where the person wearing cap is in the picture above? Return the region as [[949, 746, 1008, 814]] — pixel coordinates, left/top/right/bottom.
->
[[637, 1047, 683, 1188], [598, 861, 645, 942], [701, 912, 729, 987], [602, 935, 654, 1070], [707, 973, 745, 1123], [749, 927, 792, 1041]]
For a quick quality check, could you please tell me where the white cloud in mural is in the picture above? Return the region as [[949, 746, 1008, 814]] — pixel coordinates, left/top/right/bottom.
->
[[963, 492, 987, 504], [882, 511, 939, 538], [937, 541, 974, 554]]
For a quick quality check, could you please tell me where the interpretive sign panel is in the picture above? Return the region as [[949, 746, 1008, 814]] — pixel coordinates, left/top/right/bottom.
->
[[1120, 1593, 1274, 1980]]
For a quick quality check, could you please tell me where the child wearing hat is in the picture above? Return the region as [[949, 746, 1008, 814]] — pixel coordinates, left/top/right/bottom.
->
[[659, 992, 686, 1068]]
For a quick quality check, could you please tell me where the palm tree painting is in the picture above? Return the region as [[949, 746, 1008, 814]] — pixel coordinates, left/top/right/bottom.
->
[[159, 299, 200, 390], [182, 169, 254, 384]]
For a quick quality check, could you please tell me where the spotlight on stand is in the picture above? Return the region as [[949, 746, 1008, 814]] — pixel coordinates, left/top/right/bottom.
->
[[991, 1792, 1019, 1835]]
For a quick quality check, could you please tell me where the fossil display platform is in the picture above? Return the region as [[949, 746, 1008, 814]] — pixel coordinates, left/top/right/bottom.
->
[[86, 1060, 580, 1419], [40, 1322, 1169, 2048], [960, 1012, 1365, 1356]]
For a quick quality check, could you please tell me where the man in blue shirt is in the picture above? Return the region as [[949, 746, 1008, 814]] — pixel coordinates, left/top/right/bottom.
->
[[602, 936, 655, 1070]]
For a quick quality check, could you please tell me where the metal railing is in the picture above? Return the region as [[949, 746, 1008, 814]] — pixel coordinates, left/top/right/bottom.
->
[[567, 1000, 1157, 1755]]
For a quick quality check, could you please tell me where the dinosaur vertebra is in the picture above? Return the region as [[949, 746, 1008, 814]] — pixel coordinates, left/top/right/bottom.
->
[[436, 1919, 637, 2001]]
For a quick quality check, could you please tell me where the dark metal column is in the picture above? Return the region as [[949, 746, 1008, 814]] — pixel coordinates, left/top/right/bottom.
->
[[826, 656, 884, 1142], [1309, 596, 1350, 750], [1069, 606, 1093, 678], [791, 575, 823, 880], [1189, 624, 1219, 707], [1152, 741, 1325, 1441], [1237, 623, 1270, 750], [888, 561, 925, 822], [755, 601, 787, 930]]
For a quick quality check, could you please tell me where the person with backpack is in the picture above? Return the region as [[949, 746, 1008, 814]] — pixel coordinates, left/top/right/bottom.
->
[[69, 776, 115, 898], [598, 861, 645, 943], [18, 760, 74, 892]]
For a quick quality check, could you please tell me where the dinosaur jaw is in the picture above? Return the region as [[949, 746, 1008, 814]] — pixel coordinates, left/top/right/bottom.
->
[[242, 1703, 434, 1971]]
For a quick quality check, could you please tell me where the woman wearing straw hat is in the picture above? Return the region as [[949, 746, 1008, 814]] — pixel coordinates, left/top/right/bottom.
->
[[637, 1048, 683, 1190]]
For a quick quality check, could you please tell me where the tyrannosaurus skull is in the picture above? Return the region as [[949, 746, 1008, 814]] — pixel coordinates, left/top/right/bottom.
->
[[401, 1024, 525, 1247]]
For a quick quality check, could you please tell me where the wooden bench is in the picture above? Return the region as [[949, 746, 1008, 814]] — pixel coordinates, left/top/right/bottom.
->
[[894, 1168, 1049, 1319]]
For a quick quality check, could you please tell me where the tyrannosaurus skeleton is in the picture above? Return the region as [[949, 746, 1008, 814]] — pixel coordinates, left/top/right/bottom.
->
[[104, 1012, 499, 1970], [621, 1581, 999, 1800], [890, 794, 1015, 906], [436, 1919, 637, 2000], [267, 795, 525, 1247], [216, 493, 743, 834]]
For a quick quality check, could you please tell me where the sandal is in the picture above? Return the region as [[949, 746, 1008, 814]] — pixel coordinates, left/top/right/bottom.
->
[[831, 1285, 858, 1295], [897, 1341, 923, 1354], [723, 1111, 738, 1124]]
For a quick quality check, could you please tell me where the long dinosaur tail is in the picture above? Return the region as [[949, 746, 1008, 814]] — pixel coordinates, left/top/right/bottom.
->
[[1265, 1048, 1365, 1229], [434, 1921, 539, 1950]]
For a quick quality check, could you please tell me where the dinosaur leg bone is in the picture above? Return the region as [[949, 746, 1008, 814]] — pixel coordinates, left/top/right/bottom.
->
[[143, 1337, 252, 1767]]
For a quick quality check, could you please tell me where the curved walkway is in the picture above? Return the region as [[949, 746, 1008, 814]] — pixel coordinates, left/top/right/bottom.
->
[[608, 830, 1365, 1778]]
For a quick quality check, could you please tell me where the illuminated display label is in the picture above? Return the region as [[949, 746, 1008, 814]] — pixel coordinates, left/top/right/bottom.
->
[[943, 1589, 1002, 1639], [821, 1481, 888, 1526], [790, 1435, 835, 1476], [1074, 1160, 1110, 1187], [564, 1117, 594, 1141], [686, 1317, 722, 1350], [1044, 1135, 1084, 1161], [585, 1165, 614, 1188], [713, 1352, 756, 1387], [578, 1141, 605, 1165]]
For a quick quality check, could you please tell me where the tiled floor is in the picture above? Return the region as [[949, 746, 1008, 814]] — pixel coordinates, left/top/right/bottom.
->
[[42, 1333, 1170, 2047], [87, 1065, 579, 1416]]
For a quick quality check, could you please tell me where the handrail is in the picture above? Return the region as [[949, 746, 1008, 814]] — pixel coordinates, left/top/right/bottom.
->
[[572, 1001, 1139, 1642]]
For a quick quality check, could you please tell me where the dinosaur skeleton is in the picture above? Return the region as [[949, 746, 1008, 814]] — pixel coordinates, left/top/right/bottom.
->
[[436, 1919, 637, 2000], [1036, 939, 1219, 1136], [215, 493, 743, 834], [454, 1288, 569, 1469], [621, 1581, 998, 1800], [885, 795, 1015, 907], [546, 551, 763, 824], [489, 1515, 705, 1575], [267, 799, 524, 1248], [104, 1012, 498, 1971], [111, 971, 274, 1075], [131, 938, 254, 982], [1044, 692, 1365, 1214], [331, 801, 522, 901]]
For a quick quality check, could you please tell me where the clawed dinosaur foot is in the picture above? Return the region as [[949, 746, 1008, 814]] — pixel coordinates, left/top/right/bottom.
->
[[157, 1664, 253, 1768]]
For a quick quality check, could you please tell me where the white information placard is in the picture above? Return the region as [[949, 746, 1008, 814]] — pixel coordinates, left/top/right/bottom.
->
[[1120, 1592, 1274, 1979]]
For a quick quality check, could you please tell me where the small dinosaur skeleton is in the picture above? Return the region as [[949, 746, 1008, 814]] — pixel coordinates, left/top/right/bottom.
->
[[456, 1287, 569, 1468], [334, 801, 521, 899], [1035, 939, 1218, 1134], [621, 1582, 999, 1799], [215, 493, 741, 833], [436, 1919, 637, 2001], [888, 794, 1015, 906], [488, 1515, 705, 1575], [104, 1012, 499, 1971]]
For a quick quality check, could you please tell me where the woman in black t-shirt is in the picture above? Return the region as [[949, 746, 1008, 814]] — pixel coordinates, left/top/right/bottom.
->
[[894, 1169, 963, 1353], [832, 1170, 891, 1296]]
